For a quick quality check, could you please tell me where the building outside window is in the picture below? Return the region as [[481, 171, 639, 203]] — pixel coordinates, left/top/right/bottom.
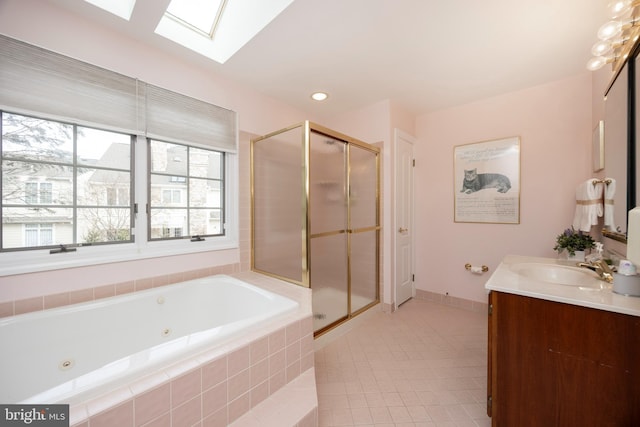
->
[[148, 140, 224, 240]]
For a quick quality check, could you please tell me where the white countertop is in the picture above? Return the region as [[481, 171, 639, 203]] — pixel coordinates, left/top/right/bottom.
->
[[485, 255, 640, 317]]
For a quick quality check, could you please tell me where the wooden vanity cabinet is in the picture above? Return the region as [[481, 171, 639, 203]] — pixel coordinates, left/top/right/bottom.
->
[[487, 291, 640, 426]]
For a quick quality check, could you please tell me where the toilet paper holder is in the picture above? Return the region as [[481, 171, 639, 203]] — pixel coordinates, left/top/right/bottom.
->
[[465, 263, 489, 273]]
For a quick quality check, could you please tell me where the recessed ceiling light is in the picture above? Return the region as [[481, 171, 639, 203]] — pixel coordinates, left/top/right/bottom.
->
[[311, 92, 328, 101]]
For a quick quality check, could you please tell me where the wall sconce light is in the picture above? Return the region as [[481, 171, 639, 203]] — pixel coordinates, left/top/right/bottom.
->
[[587, 0, 640, 71]]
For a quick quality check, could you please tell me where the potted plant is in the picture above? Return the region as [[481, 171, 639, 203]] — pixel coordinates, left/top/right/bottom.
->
[[553, 227, 596, 260]]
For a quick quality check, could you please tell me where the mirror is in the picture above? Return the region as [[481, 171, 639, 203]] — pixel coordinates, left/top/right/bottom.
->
[[601, 45, 639, 243], [634, 52, 639, 220], [604, 64, 628, 237]]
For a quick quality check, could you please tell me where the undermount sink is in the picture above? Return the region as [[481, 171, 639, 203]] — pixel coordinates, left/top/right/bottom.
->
[[509, 262, 604, 288]]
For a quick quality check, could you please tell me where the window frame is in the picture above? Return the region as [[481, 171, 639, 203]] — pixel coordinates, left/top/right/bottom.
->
[[0, 35, 239, 276], [0, 118, 238, 276], [0, 111, 136, 252], [147, 138, 226, 242]]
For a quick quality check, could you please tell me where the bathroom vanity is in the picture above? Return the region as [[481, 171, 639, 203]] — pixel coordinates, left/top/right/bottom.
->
[[485, 255, 640, 426]]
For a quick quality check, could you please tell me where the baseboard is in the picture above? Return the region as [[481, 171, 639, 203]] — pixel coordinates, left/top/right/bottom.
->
[[415, 289, 488, 313]]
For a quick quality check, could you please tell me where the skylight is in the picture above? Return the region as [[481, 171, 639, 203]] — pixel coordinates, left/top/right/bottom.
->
[[83, 0, 136, 20], [156, 0, 296, 63], [165, 0, 226, 38]]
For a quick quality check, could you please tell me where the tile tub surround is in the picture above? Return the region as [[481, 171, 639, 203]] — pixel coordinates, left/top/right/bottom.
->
[[0, 263, 241, 318], [13, 271, 315, 427]]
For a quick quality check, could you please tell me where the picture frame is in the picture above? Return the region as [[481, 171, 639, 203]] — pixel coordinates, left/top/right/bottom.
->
[[592, 120, 604, 172], [454, 136, 521, 224]]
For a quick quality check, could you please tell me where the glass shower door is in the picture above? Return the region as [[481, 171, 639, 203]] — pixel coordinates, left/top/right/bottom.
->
[[252, 126, 305, 284], [309, 131, 348, 332], [349, 144, 379, 313]]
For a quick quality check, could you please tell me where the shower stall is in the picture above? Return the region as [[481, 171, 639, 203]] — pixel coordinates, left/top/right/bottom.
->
[[251, 121, 380, 336]]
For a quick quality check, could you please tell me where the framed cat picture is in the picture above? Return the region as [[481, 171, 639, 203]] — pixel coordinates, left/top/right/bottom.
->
[[454, 136, 521, 224]]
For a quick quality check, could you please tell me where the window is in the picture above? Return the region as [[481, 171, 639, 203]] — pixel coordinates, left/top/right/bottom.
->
[[154, 0, 296, 64], [1, 112, 134, 250], [166, 0, 226, 38], [0, 35, 238, 275], [162, 189, 182, 204], [148, 140, 224, 240], [24, 223, 53, 247], [25, 182, 53, 204]]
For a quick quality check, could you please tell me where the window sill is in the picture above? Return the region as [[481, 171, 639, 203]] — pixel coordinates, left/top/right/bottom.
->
[[0, 236, 238, 277]]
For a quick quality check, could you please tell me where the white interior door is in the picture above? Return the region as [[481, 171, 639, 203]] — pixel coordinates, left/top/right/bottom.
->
[[394, 130, 415, 308]]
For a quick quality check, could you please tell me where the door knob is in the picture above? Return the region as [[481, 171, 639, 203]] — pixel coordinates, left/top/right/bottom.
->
[[398, 227, 408, 233]]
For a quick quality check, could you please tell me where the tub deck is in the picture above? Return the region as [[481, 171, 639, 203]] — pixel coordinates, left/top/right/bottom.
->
[[2, 271, 315, 427]]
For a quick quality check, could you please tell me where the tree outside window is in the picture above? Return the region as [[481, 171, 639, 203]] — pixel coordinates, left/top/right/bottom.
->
[[1, 112, 133, 250]]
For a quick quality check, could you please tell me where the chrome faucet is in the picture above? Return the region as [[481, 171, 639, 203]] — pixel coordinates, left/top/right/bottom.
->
[[577, 259, 614, 283]]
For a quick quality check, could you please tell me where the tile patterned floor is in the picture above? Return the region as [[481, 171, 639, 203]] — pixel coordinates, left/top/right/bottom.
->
[[314, 298, 491, 427]]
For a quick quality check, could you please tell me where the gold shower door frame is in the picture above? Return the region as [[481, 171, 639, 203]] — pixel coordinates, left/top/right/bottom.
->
[[251, 121, 381, 336]]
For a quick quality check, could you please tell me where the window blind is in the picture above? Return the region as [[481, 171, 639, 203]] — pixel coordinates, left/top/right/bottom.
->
[[0, 35, 143, 135], [0, 35, 237, 153], [144, 83, 237, 153]]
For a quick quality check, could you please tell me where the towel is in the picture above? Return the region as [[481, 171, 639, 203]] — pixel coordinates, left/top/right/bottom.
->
[[572, 179, 604, 232], [604, 178, 616, 231]]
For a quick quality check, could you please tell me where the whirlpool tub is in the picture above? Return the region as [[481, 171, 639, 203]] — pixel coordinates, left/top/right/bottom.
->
[[0, 273, 309, 425]]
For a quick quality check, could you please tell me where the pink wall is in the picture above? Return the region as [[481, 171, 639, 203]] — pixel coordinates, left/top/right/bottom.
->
[[0, 0, 310, 306], [414, 73, 594, 303], [0, 0, 308, 136], [0, 0, 603, 309]]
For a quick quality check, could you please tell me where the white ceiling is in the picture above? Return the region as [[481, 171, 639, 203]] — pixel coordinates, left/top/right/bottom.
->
[[51, 0, 608, 118]]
